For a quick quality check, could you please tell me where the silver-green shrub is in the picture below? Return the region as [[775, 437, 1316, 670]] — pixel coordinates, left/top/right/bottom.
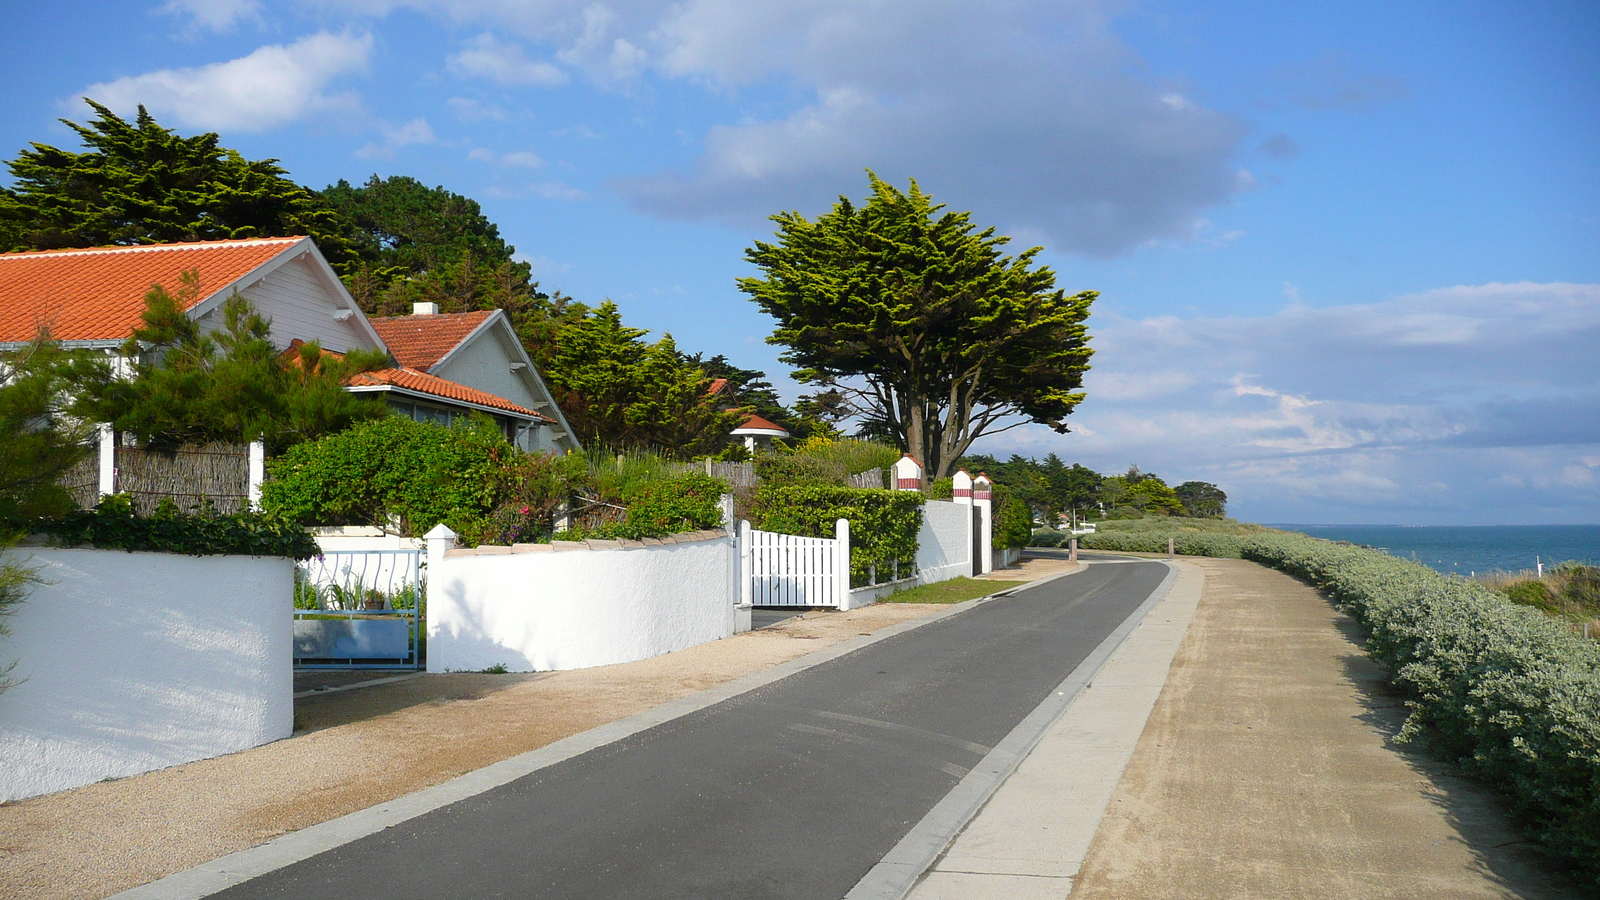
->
[[1077, 530, 1247, 557]]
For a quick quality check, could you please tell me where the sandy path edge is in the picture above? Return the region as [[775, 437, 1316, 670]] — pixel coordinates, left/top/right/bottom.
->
[[1, 557, 1079, 900]]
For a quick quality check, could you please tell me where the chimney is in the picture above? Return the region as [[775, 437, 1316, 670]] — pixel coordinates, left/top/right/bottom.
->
[[413, 302, 439, 316]]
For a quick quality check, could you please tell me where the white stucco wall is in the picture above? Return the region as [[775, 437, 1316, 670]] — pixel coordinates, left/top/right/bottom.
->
[[427, 536, 737, 673], [917, 500, 974, 585], [0, 549, 294, 802]]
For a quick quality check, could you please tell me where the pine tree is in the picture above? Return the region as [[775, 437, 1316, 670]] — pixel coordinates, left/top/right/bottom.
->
[[0, 101, 360, 270]]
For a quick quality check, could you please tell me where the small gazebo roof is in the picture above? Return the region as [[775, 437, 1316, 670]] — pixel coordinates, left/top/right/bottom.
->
[[730, 414, 790, 438]]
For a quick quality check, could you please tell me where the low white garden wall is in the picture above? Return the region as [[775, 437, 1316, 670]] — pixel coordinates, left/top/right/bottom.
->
[[427, 531, 737, 673], [917, 500, 974, 585], [0, 548, 294, 802]]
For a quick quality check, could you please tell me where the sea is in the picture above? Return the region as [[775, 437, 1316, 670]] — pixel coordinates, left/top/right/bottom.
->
[[1268, 524, 1600, 577]]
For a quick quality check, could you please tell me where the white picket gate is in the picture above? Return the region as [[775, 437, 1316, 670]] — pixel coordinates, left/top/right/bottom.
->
[[740, 519, 850, 608]]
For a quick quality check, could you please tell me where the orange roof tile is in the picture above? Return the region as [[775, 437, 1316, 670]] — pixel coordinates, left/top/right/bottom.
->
[[0, 238, 304, 344], [367, 311, 494, 371], [348, 367, 553, 421], [732, 414, 790, 435]]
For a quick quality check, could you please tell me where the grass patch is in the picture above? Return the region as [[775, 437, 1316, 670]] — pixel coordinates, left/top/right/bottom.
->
[[882, 577, 1029, 605]]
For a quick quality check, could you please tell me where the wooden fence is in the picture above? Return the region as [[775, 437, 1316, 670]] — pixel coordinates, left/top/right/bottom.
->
[[60, 441, 251, 514]]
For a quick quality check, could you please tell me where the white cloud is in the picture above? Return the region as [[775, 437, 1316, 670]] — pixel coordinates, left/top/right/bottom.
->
[[448, 33, 567, 86], [974, 282, 1600, 523], [78, 31, 372, 132], [447, 96, 507, 121], [158, 0, 262, 33], [312, 0, 1250, 256], [529, 180, 586, 200], [468, 148, 544, 167], [355, 117, 435, 158]]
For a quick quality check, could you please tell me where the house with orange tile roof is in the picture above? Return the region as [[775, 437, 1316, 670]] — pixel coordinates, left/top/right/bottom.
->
[[0, 237, 576, 453]]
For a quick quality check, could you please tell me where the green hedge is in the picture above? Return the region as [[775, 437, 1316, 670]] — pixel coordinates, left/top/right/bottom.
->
[[559, 473, 727, 541], [991, 487, 1032, 550], [751, 484, 922, 587], [1239, 533, 1600, 882], [35, 494, 318, 559], [262, 416, 509, 539]]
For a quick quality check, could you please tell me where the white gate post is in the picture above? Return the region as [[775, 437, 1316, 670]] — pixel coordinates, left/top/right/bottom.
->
[[735, 520, 753, 632], [97, 424, 116, 499], [834, 518, 853, 610], [247, 440, 266, 511], [974, 473, 994, 574], [892, 454, 923, 490]]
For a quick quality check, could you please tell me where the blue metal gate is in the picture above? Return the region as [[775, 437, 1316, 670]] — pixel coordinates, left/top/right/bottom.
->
[[293, 550, 424, 670]]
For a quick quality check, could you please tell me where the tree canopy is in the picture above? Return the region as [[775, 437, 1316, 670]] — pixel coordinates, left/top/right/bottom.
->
[[74, 273, 389, 453], [323, 174, 550, 318], [0, 101, 359, 269], [540, 301, 744, 456], [740, 173, 1094, 480]]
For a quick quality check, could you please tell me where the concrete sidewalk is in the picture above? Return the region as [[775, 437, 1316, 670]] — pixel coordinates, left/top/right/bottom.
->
[[905, 556, 1582, 899]]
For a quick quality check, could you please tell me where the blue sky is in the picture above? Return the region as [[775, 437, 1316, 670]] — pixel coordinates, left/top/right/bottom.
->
[[2, 0, 1596, 524]]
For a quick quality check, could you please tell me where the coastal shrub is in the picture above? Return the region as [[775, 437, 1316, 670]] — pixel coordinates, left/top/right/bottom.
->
[[751, 484, 922, 586], [1030, 529, 1066, 548], [36, 493, 318, 559], [559, 473, 726, 541], [1238, 533, 1600, 884], [1076, 529, 1247, 558]]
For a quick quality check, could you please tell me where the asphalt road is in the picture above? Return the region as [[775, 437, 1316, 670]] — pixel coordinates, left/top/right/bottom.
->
[[215, 558, 1169, 900]]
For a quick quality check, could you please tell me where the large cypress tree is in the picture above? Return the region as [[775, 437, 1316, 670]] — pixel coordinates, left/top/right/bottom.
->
[[740, 173, 1096, 480], [0, 100, 359, 271]]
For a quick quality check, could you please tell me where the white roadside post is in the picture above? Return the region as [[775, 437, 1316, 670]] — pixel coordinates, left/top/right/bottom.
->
[[974, 473, 994, 575], [835, 518, 853, 610], [1070, 537, 1078, 562]]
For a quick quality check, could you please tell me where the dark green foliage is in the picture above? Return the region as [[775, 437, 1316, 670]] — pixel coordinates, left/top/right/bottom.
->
[[740, 173, 1094, 479], [992, 491, 1033, 550], [261, 415, 528, 543], [74, 278, 389, 453], [542, 302, 743, 455], [1175, 481, 1228, 518], [561, 474, 727, 541], [1505, 579, 1559, 613], [751, 485, 923, 586], [323, 175, 547, 319], [37, 494, 318, 559], [0, 337, 101, 525], [0, 102, 359, 270]]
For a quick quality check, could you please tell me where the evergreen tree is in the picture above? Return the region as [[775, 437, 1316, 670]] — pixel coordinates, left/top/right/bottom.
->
[[740, 172, 1094, 481], [1175, 481, 1228, 518], [541, 302, 744, 456], [0, 101, 359, 270], [75, 273, 389, 452]]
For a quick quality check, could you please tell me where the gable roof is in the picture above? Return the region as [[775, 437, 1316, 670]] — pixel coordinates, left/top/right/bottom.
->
[[347, 367, 554, 422], [368, 310, 495, 371], [0, 238, 306, 344], [732, 414, 790, 437]]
